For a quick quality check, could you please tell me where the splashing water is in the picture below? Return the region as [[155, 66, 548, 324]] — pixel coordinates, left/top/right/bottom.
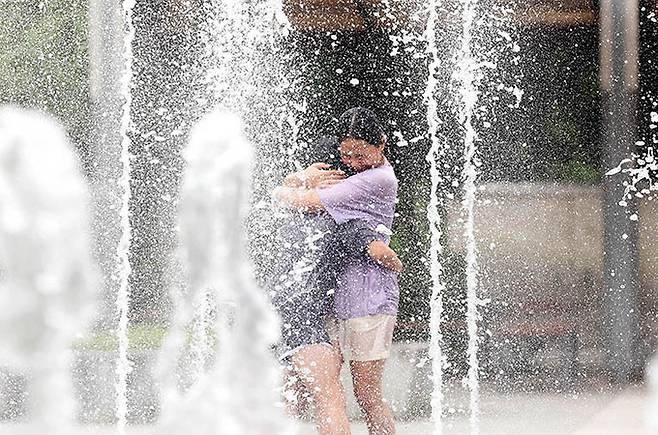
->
[[424, 1, 447, 433], [187, 287, 216, 384], [606, 107, 658, 205], [201, 0, 309, 189], [116, 0, 136, 432], [606, 146, 658, 204], [455, 0, 483, 432], [424, 0, 502, 431], [202, 0, 291, 115], [157, 284, 217, 395], [157, 2, 299, 432], [0, 107, 96, 432], [159, 110, 290, 435]]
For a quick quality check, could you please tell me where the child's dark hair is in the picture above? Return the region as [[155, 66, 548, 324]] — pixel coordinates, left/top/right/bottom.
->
[[304, 135, 340, 166], [336, 107, 386, 147]]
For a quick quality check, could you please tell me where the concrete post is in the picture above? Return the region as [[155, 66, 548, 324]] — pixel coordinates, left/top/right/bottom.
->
[[599, 0, 641, 382]]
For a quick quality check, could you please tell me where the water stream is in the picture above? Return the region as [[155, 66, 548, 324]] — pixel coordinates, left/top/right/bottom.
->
[[161, 109, 289, 435], [116, 0, 137, 432], [455, 0, 482, 432], [425, 0, 484, 432], [0, 108, 95, 433], [424, 0, 447, 433]]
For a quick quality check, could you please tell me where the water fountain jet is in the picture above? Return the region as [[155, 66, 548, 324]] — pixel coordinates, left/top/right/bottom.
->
[[158, 109, 291, 435], [0, 107, 96, 433]]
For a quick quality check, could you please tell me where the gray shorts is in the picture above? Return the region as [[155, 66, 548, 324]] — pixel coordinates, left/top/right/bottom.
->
[[275, 288, 331, 360]]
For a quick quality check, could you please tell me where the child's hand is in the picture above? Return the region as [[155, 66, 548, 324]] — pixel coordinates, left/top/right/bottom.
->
[[301, 162, 345, 188], [387, 255, 404, 274], [316, 178, 345, 189], [367, 240, 403, 273]]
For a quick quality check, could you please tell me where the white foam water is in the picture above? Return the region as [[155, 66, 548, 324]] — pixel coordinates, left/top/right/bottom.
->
[[159, 110, 291, 435], [0, 107, 96, 432], [115, 0, 136, 432], [606, 145, 658, 204], [157, 2, 299, 433], [201, 0, 306, 191], [423, 1, 447, 433], [454, 0, 482, 432]]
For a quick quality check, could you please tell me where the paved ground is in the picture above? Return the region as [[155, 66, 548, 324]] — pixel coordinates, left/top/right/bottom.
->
[[0, 386, 653, 434], [307, 386, 652, 435], [572, 387, 649, 435]]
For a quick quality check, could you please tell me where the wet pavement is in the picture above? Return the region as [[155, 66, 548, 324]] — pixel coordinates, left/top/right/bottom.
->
[[0, 386, 650, 435]]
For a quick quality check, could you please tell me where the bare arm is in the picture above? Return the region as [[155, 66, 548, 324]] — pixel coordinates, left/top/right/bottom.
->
[[273, 162, 344, 211], [285, 162, 344, 187], [282, 171, 305, 187], [272, 186, 325, 212], [366, 240, 403, 273]]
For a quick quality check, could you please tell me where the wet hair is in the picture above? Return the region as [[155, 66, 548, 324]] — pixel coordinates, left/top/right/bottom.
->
[[305, 134, 359, 176], [336, 107, 386, 148], [304, 135, 340, 166]]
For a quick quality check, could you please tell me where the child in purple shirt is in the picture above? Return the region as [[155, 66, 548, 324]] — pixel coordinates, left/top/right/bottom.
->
[[273, 107, 398, 434], [316, 157, 399, 321]]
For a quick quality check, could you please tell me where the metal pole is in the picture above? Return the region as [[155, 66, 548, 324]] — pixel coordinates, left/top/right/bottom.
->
[[599, 0, 641, 382]]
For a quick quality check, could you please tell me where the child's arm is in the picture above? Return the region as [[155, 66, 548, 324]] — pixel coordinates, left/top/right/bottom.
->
[[279, 163, 344, 188], [367, 240, 403, 273], [272, 186, 324, 212], [273, 163, 345, 211], [336, 219, 403, 273]]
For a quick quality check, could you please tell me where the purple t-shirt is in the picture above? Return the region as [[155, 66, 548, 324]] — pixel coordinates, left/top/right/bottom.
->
[[316, 161, 399, 320]]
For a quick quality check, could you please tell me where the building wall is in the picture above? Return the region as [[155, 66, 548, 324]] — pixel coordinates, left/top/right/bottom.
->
[[447, 182, 658, 360]]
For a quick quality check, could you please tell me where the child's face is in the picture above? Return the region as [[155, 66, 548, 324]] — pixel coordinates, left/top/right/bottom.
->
[[338, 138, 384, 173]]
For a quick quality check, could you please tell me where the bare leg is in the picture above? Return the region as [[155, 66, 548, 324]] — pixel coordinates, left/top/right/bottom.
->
[[282, 365, 311, 417], [291, 344, 350, 435], [350, 360, 395, 435]]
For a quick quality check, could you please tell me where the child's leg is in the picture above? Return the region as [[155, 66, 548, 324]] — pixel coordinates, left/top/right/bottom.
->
[[341, 314, 396, 434], [282, 364, 311, 417], [290, 344, 350, 435], [350, 359, 395, 435]]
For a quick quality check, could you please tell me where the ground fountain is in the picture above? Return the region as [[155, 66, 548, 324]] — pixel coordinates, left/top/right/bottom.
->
[[2, 0, 658, 434], [424, 1, 448, 432], [0, 107, 97, 432], [454, 0, 483, 431], [157, 109, 289, 435], [0, 0, 503, 432], [115, 0, 137, 432], [424, 0, 512, 432]]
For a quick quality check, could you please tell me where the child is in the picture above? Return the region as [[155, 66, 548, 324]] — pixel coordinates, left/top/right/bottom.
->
[[268, 133, 400, 435], [273, 107, 399, 434]]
